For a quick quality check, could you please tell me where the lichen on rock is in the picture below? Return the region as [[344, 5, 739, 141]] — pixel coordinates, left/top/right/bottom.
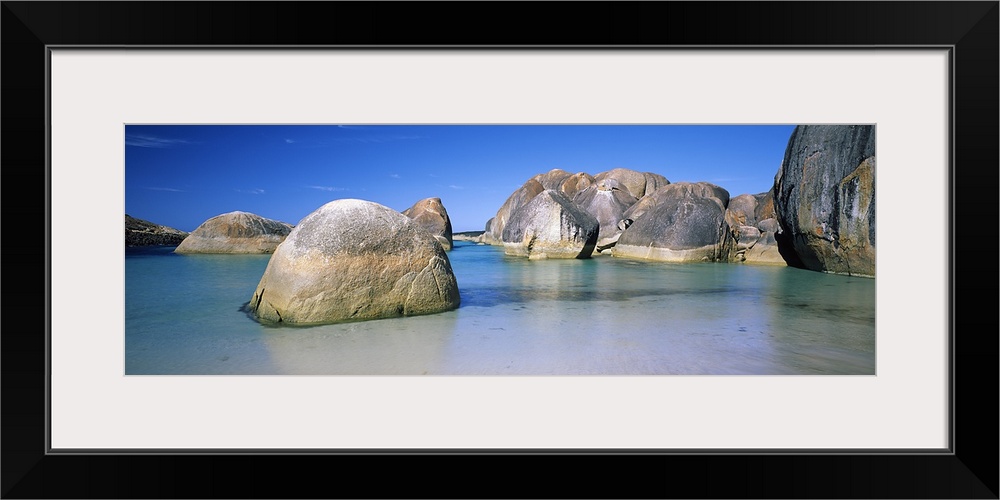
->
[[773, 125, 876, 276]]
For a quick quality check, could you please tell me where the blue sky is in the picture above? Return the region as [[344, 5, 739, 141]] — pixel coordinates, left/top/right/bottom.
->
[[125, 124, 798, 233]]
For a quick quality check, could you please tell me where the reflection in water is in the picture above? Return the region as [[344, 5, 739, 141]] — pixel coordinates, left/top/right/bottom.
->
[[125, 242, 876, 375], [260, 313, 458, 375], [765, 268, 877, 374]]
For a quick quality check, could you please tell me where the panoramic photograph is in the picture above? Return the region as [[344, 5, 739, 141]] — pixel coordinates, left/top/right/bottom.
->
[[125, 124, 876, 375]]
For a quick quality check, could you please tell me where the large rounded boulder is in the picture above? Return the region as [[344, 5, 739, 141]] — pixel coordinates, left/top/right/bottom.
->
[[613, 182, 729, 262], [486, 178, 545, 243], [773, 125, 875, 276], [248, 199, 460, 325], [623, 181, 729, 223], [402, 197, 454, 251], [174, 211, 292, 254], [501, 189, 599, 259]]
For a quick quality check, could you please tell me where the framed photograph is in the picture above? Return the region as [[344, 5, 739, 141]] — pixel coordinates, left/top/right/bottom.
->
[[5, 2, 997, 498]]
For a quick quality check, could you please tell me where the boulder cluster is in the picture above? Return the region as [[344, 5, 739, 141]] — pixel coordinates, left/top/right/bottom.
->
[[478, 124, 875, 276], [132, 197, 459, 326], [478, 167, 783, 265], [128, 124, 874, 328]]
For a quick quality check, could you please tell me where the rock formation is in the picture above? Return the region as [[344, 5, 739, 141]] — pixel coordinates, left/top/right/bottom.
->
[[479, 169, 799, 266], [174, 211, 293, 254], [613, 182, 729, 262], [593, 168, 670, 199], [623, 181, 728, 223], [558, 172, 595, 199], [248, 199, 460, 325], [452, 231, 486, 242], [501, 189, 599, 259], [486, 178, 545, 243], [402, 197, 454, 251], [125, 214, 189, 247], [482, 169, 671, 254], [531, 168, 574, 190], [719, 191, 785, 265], [773, 125, 876, 276], [571, 178, 638, 252], [478, 218, 502, 245]]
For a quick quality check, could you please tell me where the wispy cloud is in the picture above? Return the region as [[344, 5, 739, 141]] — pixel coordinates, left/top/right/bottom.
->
[[284, 139, 296, 144], [308, 185, 348, 192], [145, 186, 185, 192], [448, 185, 464, 190], [389, 174, 401, 179], [236, 188, 265, 195], [126, 134, 192, 148]]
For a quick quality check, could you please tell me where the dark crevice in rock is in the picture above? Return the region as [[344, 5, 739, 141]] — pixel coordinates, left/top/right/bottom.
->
[[251, 288, 263, 313]]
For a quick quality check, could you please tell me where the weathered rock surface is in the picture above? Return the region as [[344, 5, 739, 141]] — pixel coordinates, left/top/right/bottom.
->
[[248, 199, 460, 325], [741, 226, 784, 264], [558, 172, 596, 199], [613, 182, 729, 262], [594, 218, 635, 254], [773, 125, 876, 276], [719, 192, 785, 265], [623, 181, 729, 222], [572, 178, 639, 250], [478, 218, 502, 245], [174, 211, 292, 254], [402, 197, 454, 251], [482, 168, 672, 256], [726, 194, 760, 227], [594, 168, 670, 199], [754, 190, 777, 222], [487, 178, 545, 243], [501, 189, 599, 259], [125, 214, 189, 247], [531, 168, 574, 190]]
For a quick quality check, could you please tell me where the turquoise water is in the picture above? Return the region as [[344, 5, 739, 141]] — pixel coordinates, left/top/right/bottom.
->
[[125, 241, 876, 375]]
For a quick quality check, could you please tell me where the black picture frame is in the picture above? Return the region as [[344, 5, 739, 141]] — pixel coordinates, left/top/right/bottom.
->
[[3, 2, 997, 498]]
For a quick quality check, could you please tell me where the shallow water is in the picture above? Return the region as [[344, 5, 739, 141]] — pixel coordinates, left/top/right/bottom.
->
[[125, 242, 875, 375]]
